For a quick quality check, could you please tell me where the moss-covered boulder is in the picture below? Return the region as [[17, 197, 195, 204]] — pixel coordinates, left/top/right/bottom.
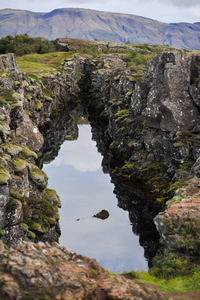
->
[[13, 158, 30, 172], [29, 165, 48, 189], [0, 164, 11, 185]]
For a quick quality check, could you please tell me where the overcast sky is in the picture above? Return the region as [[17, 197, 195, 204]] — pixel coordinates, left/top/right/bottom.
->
[[0, 0, 200, 23]]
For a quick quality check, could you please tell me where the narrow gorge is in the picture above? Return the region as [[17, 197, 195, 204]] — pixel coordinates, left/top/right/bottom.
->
[[0, 45, 200, 299]]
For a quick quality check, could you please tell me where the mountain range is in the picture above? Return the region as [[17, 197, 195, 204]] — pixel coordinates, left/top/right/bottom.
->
[[1, 8, 200, 50]]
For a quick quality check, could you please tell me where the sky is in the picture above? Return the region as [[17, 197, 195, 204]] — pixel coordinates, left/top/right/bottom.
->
[[48, 125, 102, 172], [0, 0, 200, 24]]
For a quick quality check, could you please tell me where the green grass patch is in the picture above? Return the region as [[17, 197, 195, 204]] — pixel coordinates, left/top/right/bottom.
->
[[16, 52, 74, 73], [28, 73, 40, 84], [123, 267, 200, 293]]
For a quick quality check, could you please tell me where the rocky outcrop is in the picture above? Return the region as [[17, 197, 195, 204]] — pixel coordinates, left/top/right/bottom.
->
[[0, 240, 164, 300], [0, 53, 19, 71], [54, 38, 135, 53], [78, 50, 200, 272], [0, 53, 80, 245], [1, 45, 200, 296]]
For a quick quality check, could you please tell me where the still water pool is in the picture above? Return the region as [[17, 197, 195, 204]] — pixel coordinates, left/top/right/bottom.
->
[[43, 124, 148, 273]]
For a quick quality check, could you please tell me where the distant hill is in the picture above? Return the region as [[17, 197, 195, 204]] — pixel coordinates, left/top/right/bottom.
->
[[1, 8, 200, 50]]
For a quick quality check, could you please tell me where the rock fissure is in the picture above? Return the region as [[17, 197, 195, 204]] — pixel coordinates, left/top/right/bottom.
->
[[1, 48, 200, 297]]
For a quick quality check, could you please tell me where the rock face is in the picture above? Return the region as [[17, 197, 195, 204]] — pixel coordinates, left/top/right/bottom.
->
[[1, 47, 200, 296], [0, 53, 19, 71], [0, 53, 79, 245], [74, 50, 200, 270], [0, 240, 163, 300]]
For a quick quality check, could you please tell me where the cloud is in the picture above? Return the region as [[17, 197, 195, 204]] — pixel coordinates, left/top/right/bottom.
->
[[162, 0, 200, 7], [139, 0, 200, 8], [48, 125, 103, 172], [62, 0, 108, 3]]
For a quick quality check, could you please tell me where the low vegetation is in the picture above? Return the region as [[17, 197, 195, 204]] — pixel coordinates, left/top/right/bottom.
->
[[0, 34, 55, 56], [16, 51, 75, 73], [123, 267, 200, 293], [0, 33, 176, 74]]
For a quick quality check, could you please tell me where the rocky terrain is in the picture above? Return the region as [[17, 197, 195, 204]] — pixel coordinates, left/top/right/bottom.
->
[[1, 8, 200, 49], [1, 42, 200, 298]]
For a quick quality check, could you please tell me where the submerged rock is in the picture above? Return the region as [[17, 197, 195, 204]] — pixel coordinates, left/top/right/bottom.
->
[[93, 209, 110, 220]]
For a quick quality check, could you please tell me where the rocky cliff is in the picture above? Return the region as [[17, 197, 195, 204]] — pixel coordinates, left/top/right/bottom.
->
[[0, 52, 80, 245], [80, 50, 200, 275], [1, 46, 200, 297]]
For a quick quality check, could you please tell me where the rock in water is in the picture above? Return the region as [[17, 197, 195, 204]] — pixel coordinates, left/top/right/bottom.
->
[[93, 209, 109, 220]]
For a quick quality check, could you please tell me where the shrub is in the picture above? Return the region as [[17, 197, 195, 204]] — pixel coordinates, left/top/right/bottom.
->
[[0, 34, 56, 56]]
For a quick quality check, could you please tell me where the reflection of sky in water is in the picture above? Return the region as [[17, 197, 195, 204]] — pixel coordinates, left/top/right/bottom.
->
[[44, 125, 148, 273]]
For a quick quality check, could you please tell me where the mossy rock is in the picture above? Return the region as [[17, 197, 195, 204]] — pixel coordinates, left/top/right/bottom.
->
[[0, 89, 13, 106], [3, 154, 11, 161], [0, 98, 8, 107], [13, 158, 30, 172], [14, 81, 21, 88], [115, 127, 125, 135], [2, 143, 22, 157], [7, 198, 21, 210], [174, 142, 185, 147], [166, 194, 183, 206], [11, 101, 23, 109], [35, 99, 42, 111], [168, 176, 191, 193], [27, 230, 36, 239], [176, 130, 192, 137], [48, 218, 57, 225], [25, 94, 32, 100], [65, 135, 74, 141], [115, 109, 130, 117], [0, 121, 10, 136], [28, 221, 45, 234], [0, 165, 11, 185], [9, 189, 25, 202], [114, 75, 120, 80], [25, 85, 35, 92], [21, 223, 29, 232], [45, 188, 61, 207], [44, 96, 54, 102], [22, 222, 36, 239], [179, 161, 194, 173], [115, 109, 130, 122], [0, 229, 5, 237], [12, 93, 22, 102], [21, 145, 37, 159], [29, 165, 48, 189], [125, 90, 134, 97], [0, 156, 7, 167], [0, 114, 6, 121]]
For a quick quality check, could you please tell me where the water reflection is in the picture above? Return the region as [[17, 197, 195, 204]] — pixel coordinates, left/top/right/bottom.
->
[[44, 125, 148, 273]]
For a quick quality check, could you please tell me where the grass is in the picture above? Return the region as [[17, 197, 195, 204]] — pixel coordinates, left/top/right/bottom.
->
[[123, 268, 200, 293], [15, 43, 176, 76], [16, 51, 75, 73], [15, 43, 169, 75]]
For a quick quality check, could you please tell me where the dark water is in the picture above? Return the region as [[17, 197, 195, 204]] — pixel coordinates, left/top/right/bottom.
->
[[44, 124, 148, 273]]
